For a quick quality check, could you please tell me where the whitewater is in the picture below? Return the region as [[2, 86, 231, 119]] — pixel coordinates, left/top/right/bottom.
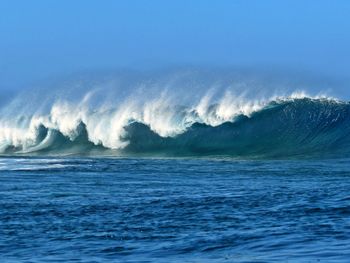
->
[[0, 71, 348, 158]]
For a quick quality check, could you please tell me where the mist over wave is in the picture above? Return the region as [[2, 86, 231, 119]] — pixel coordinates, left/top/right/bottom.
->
[[0, 69, 347, 158]]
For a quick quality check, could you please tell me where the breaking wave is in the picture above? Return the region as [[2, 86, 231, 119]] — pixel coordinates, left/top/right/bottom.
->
[[1, 86, 349, 158], [1, 69, 349, 158]]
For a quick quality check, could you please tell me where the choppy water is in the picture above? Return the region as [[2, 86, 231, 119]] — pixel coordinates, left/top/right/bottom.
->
[[1, 157, 350, 262]]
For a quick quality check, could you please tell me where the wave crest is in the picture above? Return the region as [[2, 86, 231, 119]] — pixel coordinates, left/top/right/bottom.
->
[[1, 89, 348, 158]]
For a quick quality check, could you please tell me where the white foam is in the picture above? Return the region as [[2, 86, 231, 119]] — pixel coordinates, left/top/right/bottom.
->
[[0, 88, 336, 153]]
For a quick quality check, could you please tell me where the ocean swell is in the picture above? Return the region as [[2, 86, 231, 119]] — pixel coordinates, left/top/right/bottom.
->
[[1, 90, 350, 158]]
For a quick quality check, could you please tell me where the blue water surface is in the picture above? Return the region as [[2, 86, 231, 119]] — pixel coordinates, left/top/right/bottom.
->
[[0, 157, 350, 262]]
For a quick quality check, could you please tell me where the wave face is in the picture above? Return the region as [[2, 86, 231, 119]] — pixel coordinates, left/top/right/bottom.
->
[[0, 69, 348, 158], [1, 91, 350, 158]]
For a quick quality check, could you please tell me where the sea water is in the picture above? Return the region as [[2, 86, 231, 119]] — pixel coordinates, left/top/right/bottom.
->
[[1, 157, 349, 262]]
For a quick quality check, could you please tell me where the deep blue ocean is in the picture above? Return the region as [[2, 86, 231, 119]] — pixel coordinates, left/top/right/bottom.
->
[[1, 157, 350, 262]]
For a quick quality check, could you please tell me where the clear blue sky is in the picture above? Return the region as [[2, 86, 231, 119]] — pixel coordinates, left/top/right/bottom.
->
[[1, 0, 350, 90]]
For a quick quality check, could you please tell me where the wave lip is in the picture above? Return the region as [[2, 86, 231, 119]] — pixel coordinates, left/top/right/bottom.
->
[[1, 96, 350, 158]]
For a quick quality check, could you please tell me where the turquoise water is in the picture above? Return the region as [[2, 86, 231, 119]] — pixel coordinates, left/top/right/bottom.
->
[[3, 98, 350, 159], [1, 157, 350, 262]]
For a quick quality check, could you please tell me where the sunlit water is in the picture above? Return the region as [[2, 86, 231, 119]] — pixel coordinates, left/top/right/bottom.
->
[[1, 157, 350, 262]]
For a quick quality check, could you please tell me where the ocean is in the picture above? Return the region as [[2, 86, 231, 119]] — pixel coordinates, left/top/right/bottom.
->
[[1, 0, 349, 260], [2, 97, 350, 158], [2, 83, 350, 261], [1, 157, 350, 262]]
